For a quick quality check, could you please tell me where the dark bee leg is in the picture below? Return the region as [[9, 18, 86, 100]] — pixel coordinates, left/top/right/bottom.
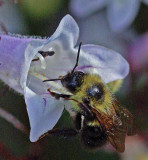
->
[[64, 97, 94, 119], [48, 89, 95, 121], [48, 89, 94, 118], [47, 89, 71, 99], [78, 103, 94, 118], [39, 128, 78, 140], [74, 113, 82, 130]]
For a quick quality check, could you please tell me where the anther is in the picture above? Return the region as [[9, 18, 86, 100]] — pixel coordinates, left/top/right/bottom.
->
[[36, 53, 46, 69], [32, 49, 55, 69], [38, 50, 55, 57]]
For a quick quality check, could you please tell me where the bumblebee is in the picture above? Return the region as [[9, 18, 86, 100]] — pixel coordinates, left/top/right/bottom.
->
[[42, 42, 136, 152]]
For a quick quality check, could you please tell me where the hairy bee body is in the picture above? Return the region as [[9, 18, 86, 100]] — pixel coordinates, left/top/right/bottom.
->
[[60, 72, 136, 152], [64, 74, 112, 149], [69, 74, 112, 114], [74, 113, 107, 149], [43, 43, 136, 152]]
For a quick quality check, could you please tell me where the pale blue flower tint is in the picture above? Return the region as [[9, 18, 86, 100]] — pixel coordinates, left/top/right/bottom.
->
[[77, 12, 137, 55], [0, 0, 27, 33], [70, 0, 147, 32], [70, 0, 108, 18], [0, 15, 129, 142], [107, 0, 140, 32]]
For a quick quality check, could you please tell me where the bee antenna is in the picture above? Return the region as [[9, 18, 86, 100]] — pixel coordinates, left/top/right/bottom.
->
[[43, 78, 61, 82], [71, 42, 82, 73]]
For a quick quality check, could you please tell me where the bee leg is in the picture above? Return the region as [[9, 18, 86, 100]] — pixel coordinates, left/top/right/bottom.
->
[[47, 88, 71, 99], [64, 97, 95, 119], [78, 103, 94, 118], [74, 113, 82, 131], [39, 128, 78, 140]]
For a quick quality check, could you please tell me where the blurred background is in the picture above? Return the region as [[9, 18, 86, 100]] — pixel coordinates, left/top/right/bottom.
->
[[0, 0, 148, 159]]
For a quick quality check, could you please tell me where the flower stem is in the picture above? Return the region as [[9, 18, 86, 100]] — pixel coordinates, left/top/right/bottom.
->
[[0, 107, 29, 135]]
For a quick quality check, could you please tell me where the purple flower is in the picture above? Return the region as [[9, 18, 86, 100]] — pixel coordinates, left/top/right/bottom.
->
[[128, 32, 148, 72], [0, 15, 129, 142], [70, 0, 148, 32]]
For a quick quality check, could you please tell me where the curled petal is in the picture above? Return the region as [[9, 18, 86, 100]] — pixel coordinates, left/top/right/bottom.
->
[[79, 44, 129, 83], [24, 87, 64, 142], [47, 14, 79, 48], [107, 0, 140, 32], [20, 40, 45, 89], [23, 15, 80, 85], [20, 14, 80, 140], [70, 0, 108, 18]]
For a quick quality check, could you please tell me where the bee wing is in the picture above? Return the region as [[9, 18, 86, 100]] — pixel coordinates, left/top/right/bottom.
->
[[112, 100, 137, 136], [92, 100, 136, 152], [92, 108, 126, 152], [107, 128, 126, 152]]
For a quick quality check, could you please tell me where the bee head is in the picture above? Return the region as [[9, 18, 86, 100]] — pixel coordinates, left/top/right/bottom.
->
[[60, 42, 85, 93], [61, 71, 85, 93], [43, 42, 84, 93]]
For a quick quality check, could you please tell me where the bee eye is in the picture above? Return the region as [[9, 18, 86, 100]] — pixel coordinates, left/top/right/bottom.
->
[[87, 84, 103, 100], [61, 71, 84, 93]]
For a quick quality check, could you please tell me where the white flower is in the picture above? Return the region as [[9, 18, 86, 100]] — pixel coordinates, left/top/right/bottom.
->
[[70, 0, 148, 32], [0, 14, 129, 142]]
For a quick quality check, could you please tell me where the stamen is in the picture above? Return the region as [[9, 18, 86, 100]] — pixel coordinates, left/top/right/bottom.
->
[[32, 48, 55, 68], [28, 71, 72, 95], [36, 53, 46, 69]]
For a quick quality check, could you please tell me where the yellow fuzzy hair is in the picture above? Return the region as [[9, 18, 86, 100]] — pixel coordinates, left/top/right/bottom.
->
[[69, 75, 113, 115], [107, 79, 123, 93]]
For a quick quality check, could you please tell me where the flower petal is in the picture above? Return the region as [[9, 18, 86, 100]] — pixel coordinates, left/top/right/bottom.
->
[[20, 40, 45, 89], [47, 14, 79, 48], [21, 40, 67, 142], [19, 15, 80, 142], [0, 34, 33, 93], [24, 87, 64, 142], [107, 0, 140, 32], [77, 12, 137, 54], [22, 14, 80, 86], [79, 44, 129, 83], [70, 0, 108, 18]]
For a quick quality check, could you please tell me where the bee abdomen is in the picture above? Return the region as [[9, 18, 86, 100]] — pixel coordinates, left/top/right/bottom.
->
[[81, 125, 107, 149]]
